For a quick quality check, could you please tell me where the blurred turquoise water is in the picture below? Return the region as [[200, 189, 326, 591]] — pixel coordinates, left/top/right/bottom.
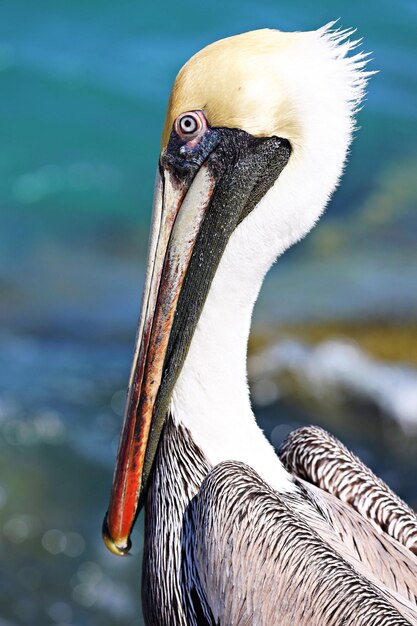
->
[[1, 2, 417, 624], [1, 0, 417, 333]]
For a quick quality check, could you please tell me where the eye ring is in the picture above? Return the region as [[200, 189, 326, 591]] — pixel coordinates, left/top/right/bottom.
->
[[174, 111, 206, 140]]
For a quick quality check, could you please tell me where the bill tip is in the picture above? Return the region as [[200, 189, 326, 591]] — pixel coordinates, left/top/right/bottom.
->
[[102, 516, 132, 557]]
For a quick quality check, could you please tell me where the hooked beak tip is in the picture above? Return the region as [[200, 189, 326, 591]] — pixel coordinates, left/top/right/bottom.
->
[[102, 516, 132, 557]]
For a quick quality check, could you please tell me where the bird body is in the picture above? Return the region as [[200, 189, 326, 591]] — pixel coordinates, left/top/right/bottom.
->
[[103, 24, 417, 625], [142, 418, 417, 626]]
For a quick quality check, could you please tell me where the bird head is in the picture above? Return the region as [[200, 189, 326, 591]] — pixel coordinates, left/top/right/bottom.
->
[[103, 24, 372, 556]]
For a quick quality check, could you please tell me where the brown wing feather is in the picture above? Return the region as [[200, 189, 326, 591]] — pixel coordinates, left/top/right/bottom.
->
[[279, 425, 417, 555], [303, 481, 417, 607], [188, 461, 417, 626]]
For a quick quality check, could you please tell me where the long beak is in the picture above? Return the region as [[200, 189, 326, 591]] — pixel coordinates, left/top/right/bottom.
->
[[102, 128, 291, 556], [103, 162, 216, 555]]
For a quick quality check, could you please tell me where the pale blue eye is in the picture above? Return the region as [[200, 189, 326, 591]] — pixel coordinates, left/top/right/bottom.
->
[[179, 114, 198, 134]]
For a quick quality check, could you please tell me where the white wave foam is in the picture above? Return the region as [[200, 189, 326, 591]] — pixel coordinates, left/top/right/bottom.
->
[[250, 338, 417, 432]]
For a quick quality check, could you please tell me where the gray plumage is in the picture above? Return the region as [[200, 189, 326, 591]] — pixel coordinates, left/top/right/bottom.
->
[[279, 425, 417, 555], [142, 417, 417, 626]]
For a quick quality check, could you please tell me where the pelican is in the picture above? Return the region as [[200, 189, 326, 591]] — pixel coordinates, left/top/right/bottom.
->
[[103, 24, 417, 625]]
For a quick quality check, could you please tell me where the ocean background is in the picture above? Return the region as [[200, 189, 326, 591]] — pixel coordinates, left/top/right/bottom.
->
[[1, 1, 417, 624]]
